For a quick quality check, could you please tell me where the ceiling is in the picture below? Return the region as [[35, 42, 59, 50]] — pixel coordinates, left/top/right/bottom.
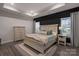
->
[[13, 3, 54, 12], [0, 3, 79, 18]]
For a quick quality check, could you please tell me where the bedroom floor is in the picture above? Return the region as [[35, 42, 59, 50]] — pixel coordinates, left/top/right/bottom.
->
[[0, 40, 79, 56], [54, 45, 79, 56], [0, 41, 23, 56]]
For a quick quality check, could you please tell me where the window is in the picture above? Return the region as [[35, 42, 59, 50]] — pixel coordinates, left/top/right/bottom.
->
[[35, 22, 40, 33], [60, 17, 71, 36]]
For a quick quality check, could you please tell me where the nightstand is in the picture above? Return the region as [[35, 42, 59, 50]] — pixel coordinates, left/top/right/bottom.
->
[[58, 34, 66, 46]]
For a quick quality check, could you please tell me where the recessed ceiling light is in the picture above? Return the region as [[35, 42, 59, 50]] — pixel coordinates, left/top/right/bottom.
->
[[25, 11, 38, 17], [10, 3, 14, 5], [25, 12, 38, 17], [49, 3, 65, 10]]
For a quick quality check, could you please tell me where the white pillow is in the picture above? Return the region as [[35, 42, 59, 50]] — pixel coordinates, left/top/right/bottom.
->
[[52, 32, 57, 35], [39, 31, 47, 35]]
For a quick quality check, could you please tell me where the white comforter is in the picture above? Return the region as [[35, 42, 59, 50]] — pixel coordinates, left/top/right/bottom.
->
[[26, 34, 56, 44]]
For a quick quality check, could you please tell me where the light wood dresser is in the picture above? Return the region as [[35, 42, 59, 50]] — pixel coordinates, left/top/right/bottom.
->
[[13, 26, 25, 41]]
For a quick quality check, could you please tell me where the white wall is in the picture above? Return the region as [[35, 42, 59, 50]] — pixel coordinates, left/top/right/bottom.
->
[[0, 16, 33, 44]]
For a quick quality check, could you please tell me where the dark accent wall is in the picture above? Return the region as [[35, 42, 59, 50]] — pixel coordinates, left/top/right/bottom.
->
[[40, 18, 61, 25], [34, 7, 79, 25]]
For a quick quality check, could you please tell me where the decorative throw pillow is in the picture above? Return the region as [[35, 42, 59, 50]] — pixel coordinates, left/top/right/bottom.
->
[[47, 30, 52, 35], [39, 30, 47, 35]]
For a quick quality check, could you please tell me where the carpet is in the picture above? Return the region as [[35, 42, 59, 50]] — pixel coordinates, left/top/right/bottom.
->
[[14, 43, 57, 56]]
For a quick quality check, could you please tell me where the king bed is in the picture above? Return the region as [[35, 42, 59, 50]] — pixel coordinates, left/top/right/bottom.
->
[[24, 24, 58, 54]]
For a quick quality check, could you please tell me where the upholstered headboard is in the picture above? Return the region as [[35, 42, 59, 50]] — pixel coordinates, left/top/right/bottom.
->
[[40, 24, 58, 35]]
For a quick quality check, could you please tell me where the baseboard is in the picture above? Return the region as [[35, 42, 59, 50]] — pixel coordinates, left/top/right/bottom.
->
[[1, 40, 14, 44]]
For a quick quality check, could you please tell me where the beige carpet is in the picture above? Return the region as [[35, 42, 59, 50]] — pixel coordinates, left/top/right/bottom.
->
[[14, 43, 57, 56]]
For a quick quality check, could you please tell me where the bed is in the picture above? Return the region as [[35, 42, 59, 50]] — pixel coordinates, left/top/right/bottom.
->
[[24, 24, 58, 54]]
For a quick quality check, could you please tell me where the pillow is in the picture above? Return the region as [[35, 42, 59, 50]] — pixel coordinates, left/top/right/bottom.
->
[[47, 30, 52, 35], [39, 31, 47, 35], [52, 32, 57, 35]]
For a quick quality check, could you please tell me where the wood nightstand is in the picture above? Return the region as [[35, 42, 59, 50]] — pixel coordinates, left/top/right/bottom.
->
[[58, 34, 66, 46]]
